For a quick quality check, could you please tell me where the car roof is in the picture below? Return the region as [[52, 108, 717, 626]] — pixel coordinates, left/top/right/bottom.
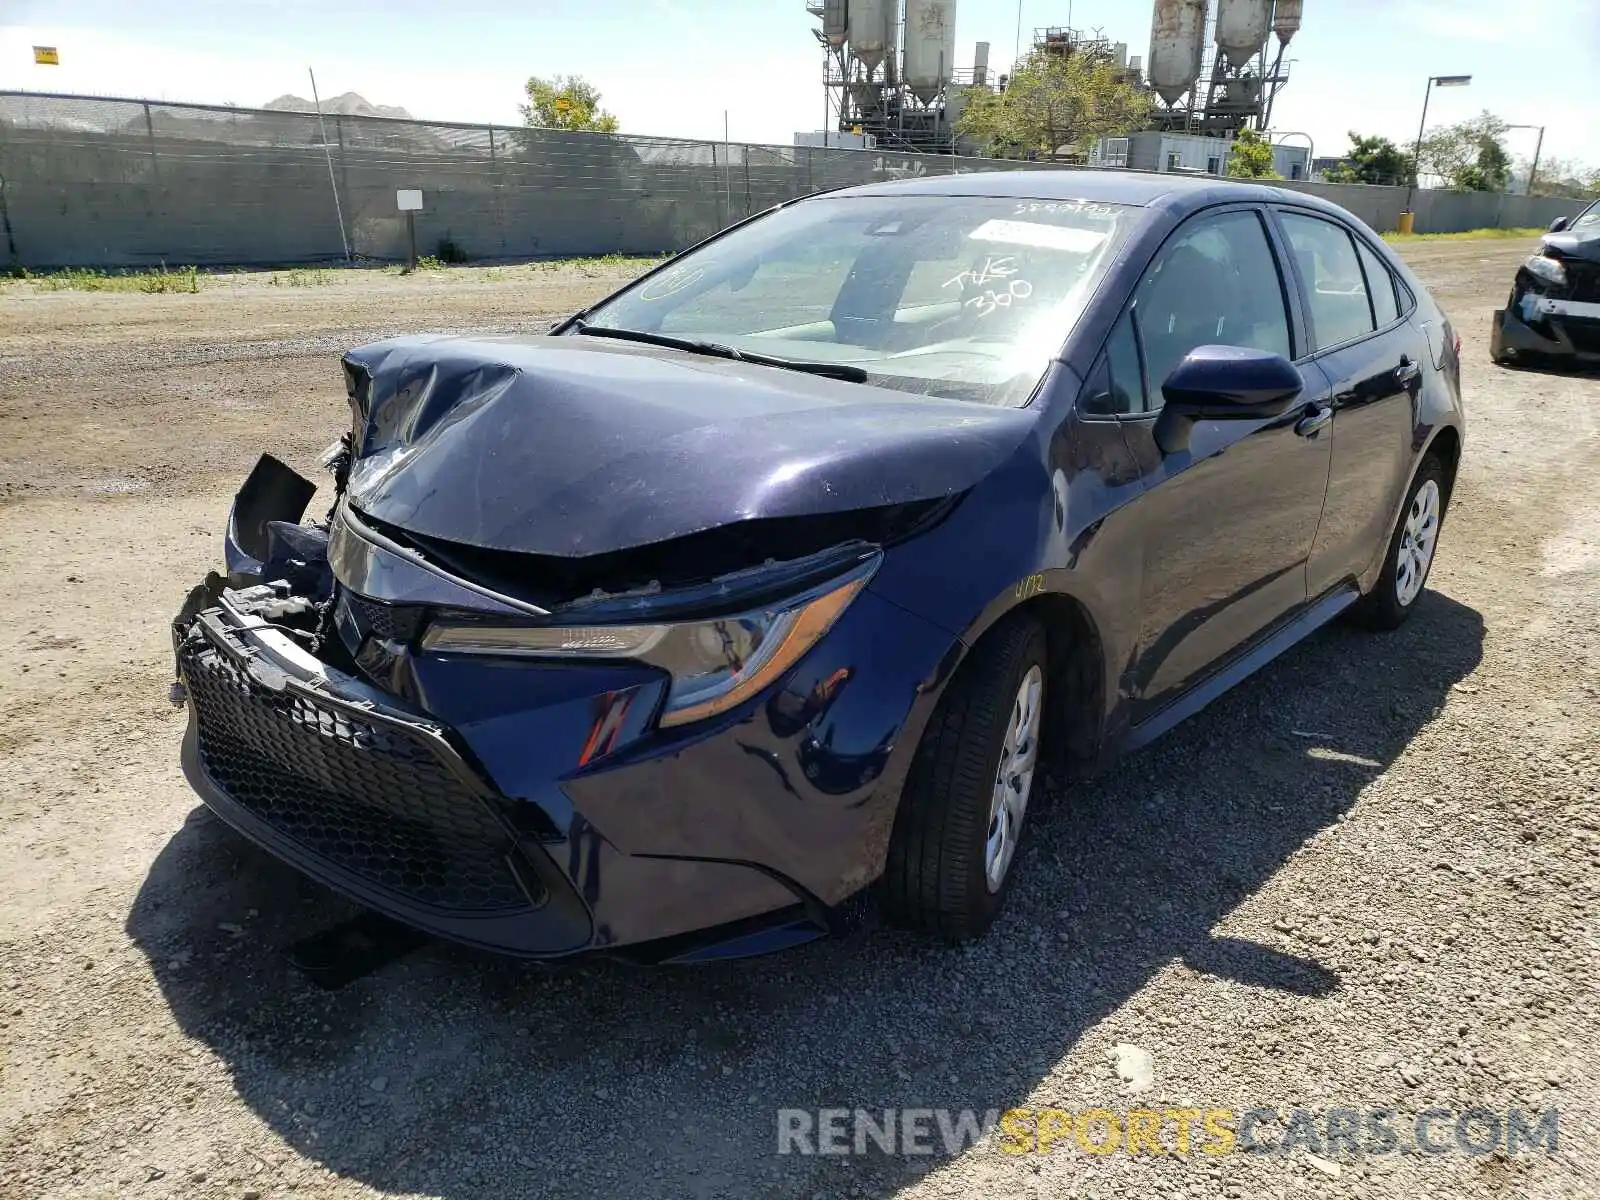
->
[[826, 168, 1335, 215]]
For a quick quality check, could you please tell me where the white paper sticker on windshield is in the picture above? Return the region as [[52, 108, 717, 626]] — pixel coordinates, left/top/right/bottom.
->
[[968, 219, 1107, 254]]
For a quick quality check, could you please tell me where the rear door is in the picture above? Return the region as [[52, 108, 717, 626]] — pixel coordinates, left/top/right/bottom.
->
[[1086, 205, 1334, 720], [1273, 210, 1425, 597]]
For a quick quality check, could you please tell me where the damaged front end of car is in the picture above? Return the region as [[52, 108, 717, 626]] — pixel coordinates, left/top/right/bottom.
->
[[1492, 236, 1600, 365], [168, 336, 1006, 961]]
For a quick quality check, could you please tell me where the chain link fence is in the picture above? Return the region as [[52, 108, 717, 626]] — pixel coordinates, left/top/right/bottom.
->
[[0, 92, 1058, 268], [0, 92, 1580, 269]]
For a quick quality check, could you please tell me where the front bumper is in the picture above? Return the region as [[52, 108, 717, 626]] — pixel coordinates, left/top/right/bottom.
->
[[1493, 295, 1600, 363], [173, 571, 957, 961]]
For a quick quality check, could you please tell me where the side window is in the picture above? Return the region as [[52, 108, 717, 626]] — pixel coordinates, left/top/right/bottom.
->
[[1280, 212, 1376, 351], [1356, 240, 1400, 328], [1133, 209, 1293, 407], [1106, 314, 1146, 413], [1082, 313, 1146, 415]]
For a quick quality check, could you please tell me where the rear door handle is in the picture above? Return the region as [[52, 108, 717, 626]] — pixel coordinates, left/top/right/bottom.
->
[[1295, 404, 1333, 438], [1395, 356, 1422, 385]]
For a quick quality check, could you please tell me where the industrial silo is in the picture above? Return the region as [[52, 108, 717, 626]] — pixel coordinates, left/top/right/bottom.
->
[[847, 0, 896, 73], [1273, 0, 1304, 44], [821, 0, 848, 47], [1215, 0, 1272, 69], [904, 0, 957, 103], [1147, 0, 1206, 106]]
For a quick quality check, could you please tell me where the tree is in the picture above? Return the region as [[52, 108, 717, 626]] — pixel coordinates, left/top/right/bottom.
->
[[956, 46, 1150, 158], [1225, 127, 1279, 178], [1321, 132, 1414, 186], [1520, 155, 1600, 199], [519, 74, 619, 133], [1417, 110, 1510, 191]]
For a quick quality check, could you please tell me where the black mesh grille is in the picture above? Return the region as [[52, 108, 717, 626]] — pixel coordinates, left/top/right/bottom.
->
[[343, 592, 423, 643], [179, 635, 530, 912], [1564, 261, 1600, 304], [1562, 322, 1600, 354]]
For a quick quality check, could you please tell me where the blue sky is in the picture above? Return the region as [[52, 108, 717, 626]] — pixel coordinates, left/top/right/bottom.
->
[[4, 0, 1597, 171]]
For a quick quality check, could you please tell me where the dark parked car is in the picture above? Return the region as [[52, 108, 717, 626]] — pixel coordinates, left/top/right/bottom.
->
[[171, 172, 1464, 963], [1491, 201, 1600, 365]]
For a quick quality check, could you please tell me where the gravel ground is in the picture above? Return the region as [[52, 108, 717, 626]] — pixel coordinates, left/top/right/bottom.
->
[[0, 244, 1596, 1200]]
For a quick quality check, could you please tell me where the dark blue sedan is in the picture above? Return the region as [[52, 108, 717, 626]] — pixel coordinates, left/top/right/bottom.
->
[[171, 171, 1464, 962]]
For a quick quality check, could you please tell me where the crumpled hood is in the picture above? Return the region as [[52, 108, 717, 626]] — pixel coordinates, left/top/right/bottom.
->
[[1543, 230, 1600, 262], [341, 334, 1038, 557]]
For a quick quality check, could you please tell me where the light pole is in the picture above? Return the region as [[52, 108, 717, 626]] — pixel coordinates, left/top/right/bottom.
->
[[1504, 123, 1546, 194], [1407, 74, 1472, 215]]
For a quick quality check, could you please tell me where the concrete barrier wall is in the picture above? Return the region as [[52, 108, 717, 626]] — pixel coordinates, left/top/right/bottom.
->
[[0, 92, 1584, 269], [1270, 178, 1578, 238]]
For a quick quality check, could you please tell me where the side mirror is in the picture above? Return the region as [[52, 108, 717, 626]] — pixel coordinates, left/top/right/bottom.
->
[[1153, 345, 1304, 455], [1548, 216, 1570, 233]]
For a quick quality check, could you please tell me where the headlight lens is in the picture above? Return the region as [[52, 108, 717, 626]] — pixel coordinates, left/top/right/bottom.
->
[[1524, 254, 1567, 287], [420, 562, 875, 727]]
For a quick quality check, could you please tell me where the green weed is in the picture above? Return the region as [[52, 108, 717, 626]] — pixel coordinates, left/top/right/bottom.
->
[[271, 268, 333, 287], [1383, 226, 1546, 243], [12, 266, 200, 293]]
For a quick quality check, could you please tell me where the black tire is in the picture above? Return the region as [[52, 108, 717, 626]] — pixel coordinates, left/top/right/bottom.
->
[[1350, 455, 1447, 631], [882, 614, 1048, 941]]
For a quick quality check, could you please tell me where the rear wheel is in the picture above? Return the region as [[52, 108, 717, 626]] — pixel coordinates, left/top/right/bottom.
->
[[1351, 455, 1446, 631], [882, 614, 1047, 941]]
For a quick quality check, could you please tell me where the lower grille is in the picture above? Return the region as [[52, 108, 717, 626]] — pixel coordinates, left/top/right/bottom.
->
[[1565, 261, 1600, 304], [179, 634, 530, 912], [1559, 320, 1600, 355]]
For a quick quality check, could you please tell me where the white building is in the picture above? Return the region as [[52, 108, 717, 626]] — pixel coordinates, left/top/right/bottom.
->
[[1090, 131, 1309, 180]]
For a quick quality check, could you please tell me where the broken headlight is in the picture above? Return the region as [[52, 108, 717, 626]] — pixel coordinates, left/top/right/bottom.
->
[[420, 562, 875, 727], [1524, 254, 1567, 288]]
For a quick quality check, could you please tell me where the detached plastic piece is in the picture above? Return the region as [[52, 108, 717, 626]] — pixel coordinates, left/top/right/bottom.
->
[[228, 454, 317, 567]]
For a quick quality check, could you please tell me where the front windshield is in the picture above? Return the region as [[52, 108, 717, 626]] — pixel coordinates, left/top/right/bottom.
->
[[577, 193, 1133, 406], [1573, 201, 1600, 231]]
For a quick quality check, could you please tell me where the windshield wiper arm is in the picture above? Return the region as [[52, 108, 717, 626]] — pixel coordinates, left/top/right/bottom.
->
[[570, 319, 739, 359], [727, 348, 868, 383], [570, 320, 866, 383]]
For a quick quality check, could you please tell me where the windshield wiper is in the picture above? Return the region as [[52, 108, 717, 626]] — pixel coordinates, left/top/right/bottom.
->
[[734, 346, 869, 383], [570, 319, 867, 383], [570, 319, 735, 360]]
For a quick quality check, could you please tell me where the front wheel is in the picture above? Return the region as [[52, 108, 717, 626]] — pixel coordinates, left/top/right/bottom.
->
[[1350, 455, 1446, 631], [882, 615, 1048, 941]]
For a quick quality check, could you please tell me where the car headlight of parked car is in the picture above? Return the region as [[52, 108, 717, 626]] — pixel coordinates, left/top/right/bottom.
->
[[421, 562, 876, 727], [1523, 254, 1567, 287]]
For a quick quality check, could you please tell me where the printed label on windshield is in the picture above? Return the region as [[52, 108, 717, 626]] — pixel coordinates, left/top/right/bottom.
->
[[968, 219, 1109, 254]]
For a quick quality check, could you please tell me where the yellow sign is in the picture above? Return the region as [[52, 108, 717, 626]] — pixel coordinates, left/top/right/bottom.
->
[[33, 46, 60, 65]]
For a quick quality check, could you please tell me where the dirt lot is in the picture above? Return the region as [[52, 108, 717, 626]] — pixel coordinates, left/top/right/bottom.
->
[[1, 243, 1596, 1200]]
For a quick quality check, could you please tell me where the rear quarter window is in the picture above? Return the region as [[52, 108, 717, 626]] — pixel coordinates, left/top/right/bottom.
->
[[1356, 241, 1400, 327]]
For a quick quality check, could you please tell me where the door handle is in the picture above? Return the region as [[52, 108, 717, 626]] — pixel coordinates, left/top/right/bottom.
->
[[1395, 356, 1422, 385], [1295, 404, 1333, 438]]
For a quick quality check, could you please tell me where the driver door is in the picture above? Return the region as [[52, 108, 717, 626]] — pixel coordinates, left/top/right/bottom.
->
[[1097, 206, 1335, 722]]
